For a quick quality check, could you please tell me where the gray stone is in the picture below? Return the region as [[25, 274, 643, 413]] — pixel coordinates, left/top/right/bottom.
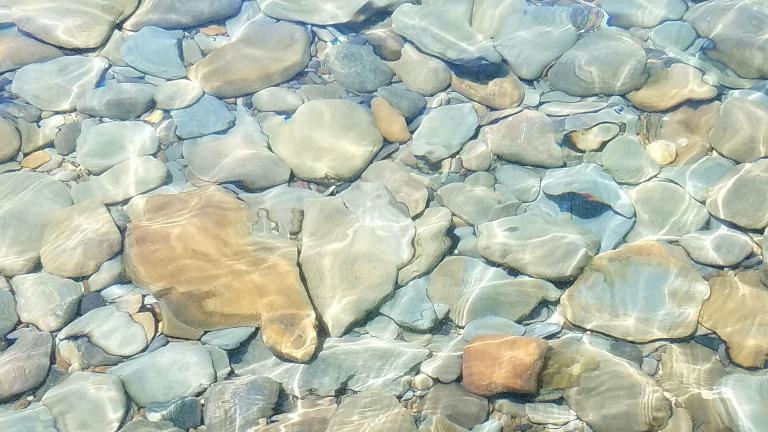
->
[[124, 0, 243, 31], [251, 87, 304, 113], [386, 43, 451, 96], [649, 21, 697, 51], [145, 398, 202, 430], [77, 120, 159, 174], [0, 328, 51, 400], [57, 305, 148, 357], [0, 283, 17, 338], [397, 206, 452, 284], [361, 160, 429, 217], [11, 272, 82, 331], [706, 159, 768, 229], [463, 317, 525, 342], [378, 86, 426, 121], [380, 278, 438, 331], [41, 372, 126, 432], [201, 327, 255, 350], [77, 83, 156, 120], [412, 104, 478, 162], [599, 136, 660, 184], [659, 155, 736, 202], [11, 56, 108, 111], [0, 26, 63, 73], [122, 27, 185, 79], [53, 121, 81, 156], [421, 384, 489, 429], [479, 109, 564, 167], [626, 181, 708, 242], [203, 376, 281, 432], [713, 371, 768, 432], [327, 390, 416, 432], [421, 336, 465, 383], [494, 165, 541, 203], [542, 163, 635, 217], [71, 156, 168, 204], [225, 1, 276, 38], [171, 95, 235, 139], [0, 404, 57, 432], [709, 94, 768, 163], [366, 315, 401, 340], [326, 43, 393, 93], [120, 419, 183, 432], [0, 118, 21, 162], [435, 182, 501, 226], [256, 0, 408, 25], [154, 80, 203, 110], [680, 228, 754, 267], [601, 0, 687, 28]]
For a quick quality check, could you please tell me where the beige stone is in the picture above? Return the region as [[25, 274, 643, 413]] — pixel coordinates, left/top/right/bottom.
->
[[567, 123, 620, 152], [371, 97, 410, 142], [0, 26, 62, 73], [124, 187, 318, 362], [451, 71, 524, 110], [386, 43, 451, 96], [20, 150, 52, 169], [462, 335, 548, 396], [646, 140, 677, 165], [0, 119, 21, 163], [651, 102, 720, 166], [628, 63, 716, 112]]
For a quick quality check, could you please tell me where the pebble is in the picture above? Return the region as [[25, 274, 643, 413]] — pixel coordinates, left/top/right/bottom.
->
[[201, 327, 255, 350], [11, 56, 108, 111], [171, 95, 235, 139], [0, 403, 57, 432], [0, 328, 52, 400], [462, 335, 548, 395], [378, 85, 426, 120], [706, 159, 768, 229], [326, 390, 416, 432], [77, 120, 159, 174], [154, 80, 203, 110], [628, 63, 717, 112], [451, 69, 524, 110], [0, 26, 62, 73], [380, 278, 439, 331], [598, 136, 660, 184], [256, 0, 405, 25], [397, 206, 452, 284], [680, 228, 754, 267], [41, 371, 126, 432], [435, 182, 501, 226], [386, 43, 451, 96], [57, 305, 149, 357], [713, 371, 768, 431], [709, 93, 768, 163], [412, 104, 478, 162], [71, 156, 168, 204], [326, 43, 393, 93], [479, 109, 564, 167], [77, 83, 156, 120], [203, 376, 281, 432], [371, 97, 410, 143], [462, 317, 525, 342], [145, 398, 202, 430], [420, 384, 489, 429], [251, 87, 304, 113], [602, 0, 687, 28], [11, 272, 82, 331], [649, 21, 697, 51], [0, 118, 21, 162], [626, 181, 709, 241], [124, 0, 243, 31]]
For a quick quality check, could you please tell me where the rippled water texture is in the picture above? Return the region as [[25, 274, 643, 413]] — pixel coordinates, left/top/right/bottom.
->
[[1, 0, 768, 431]]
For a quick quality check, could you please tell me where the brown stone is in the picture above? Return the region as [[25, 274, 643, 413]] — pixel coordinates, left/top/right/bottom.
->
[[627, 63, 717, 112], [650, 101, 720, 167], [451, 71, 524, 110], [20, 150, 51, 169], [200, 25, 227, 36], [124, 186, 318, 362], [462, 335, 548, 396], [371, 97, 410, 143]]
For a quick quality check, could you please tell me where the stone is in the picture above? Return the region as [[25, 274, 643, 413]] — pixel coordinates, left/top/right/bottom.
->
[[0, 26, 63, 73], [548, 30, 648, 96], [380, 278, 438, 331], [203, 376, 281, 432], [699, 273, 768, 368], [120, 419, 183, 432], [649, 21, 697, 51], [71, 156, 168, 204], [121, 27, 185, 79], [427, 256, 561, 326], [41, 372, 126, 432], [645, 140, 677, 165], [171, 95, 235, 139], [627, 63, 716, 112], [460, 140, 491, 171], [479, 109, 564, 167], [0, 172, 72, 277], [77, 83, 156, 120], [124, 0, 243, 30], [249, 397, 336, 432], [462, 335, 547, 395], [525, 403, 577, 426], [412, 104, 478, 162], [598, 136, 660, 184], [386, 43, 452, 96], [371, 97, 410, 142], [713, 371, 768, 432], [463, 317, 524, 342], [109, 342, 215, 406], [189, 22, 310, 98], [0, 118, 21, 162], [76, 120, 159, 174], [57, 305, 149, 357], [326, 43, 393, 93], [327, 390, 416, 432], [184, 109, 290, 190], [154, 80, 203, 110], [11, 272, 82, 331], [435, 182, 501, 226], [251, 87, 304, 113], [225, 1, 275, 38], [561, 241, 710, 342], [124, 187, 317, 361], [567, 123, 620, 152], [366, 315, 401, 340], [397, 206, 452, 284], [11, 56, 108, 111], [378, 85, 426, 120], [709, 94, 768, 163], [477, 211, 599, 280], [0, 283, 17, 338], [268, 99, 382, 183], [680, 228, 753, 267], [659, 155, 735, 202], [363, 21, 406, 61], [420, 384, 489, 429], [494, 165, 541, 203], [300, 183, 414, 336], [54, 122, 81, 156], [201, 327, 255, 350], [256, 0, 407, 25], [39, 201, 122, 278], [391, 1, 500, 64], [145, 398, 202, 430], [0, 404, 57, 432], [706, 159, 768, 229], [20, 150, 52, 169], [451, 69, 524, 110], [9, 0, 138, 49], [602, 0, 687, 28], [626, 181, 708, 242], [685, 0, 768, 79], [652, 102, 720, 167], [0, 328, 51, 400]]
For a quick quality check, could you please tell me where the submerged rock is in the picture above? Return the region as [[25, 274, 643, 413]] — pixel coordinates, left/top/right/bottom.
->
[[326, 43, 393, 93], [256, 0, 408, 25], [124, 0, 243, 31], [71, 156, 168, 204], [57, 305, 148, 357], [327, 390, 416, 432], [626, 181, 708, 241], [0, 26, 63, 73], [41, 372, 126, 432], [411, 104, 478, 162], [76, 121, 159, 174], [0, 328, 52, 400], [714, 371, 768, 432], [121, 27, 186, 79], [540, 163, 635, 217], [479, 109, 564, 168], [11, 272, 82, 331], [706, 159, 768, 229], [462, 335, 548, 395], [76, 83, 156, 120], [709, 94, 768, 163], [602, 0, 687, 28], [203, 376, 281, 432], [11, 56, 108, 112]]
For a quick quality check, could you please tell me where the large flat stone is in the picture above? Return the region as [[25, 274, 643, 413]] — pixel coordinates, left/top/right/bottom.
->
[[11, 56, 108, 112], [123, 0, 243, 30]]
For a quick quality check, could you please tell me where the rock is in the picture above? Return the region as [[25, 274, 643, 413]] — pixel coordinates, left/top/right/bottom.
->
[[239, 185, 322, 236], [251, 87, 304, 113], [494, 165, 541, 203], [626, 181, 708, 242], [256, 0, 407, 25], [386, 43, 452, 96], [548, 30, 648, 96], [326, 43, 393, 93], [203, 376, 281, 432], [124, 0, 243, 30], [659, 155, 735, 202], [412, 104, 478, 162], [649, 21, 697, 51], [184, 109, 290, 190], [566, 123, 620, 152], [706, 159, 768, 229], [525, 403, 577, 426], [451, 69, 523, 110], [0, 329, 51, 400], [0, 403, 57, 432], [366, 315, 401, 340], [77, 120, 159, 174], [561, 241, 710, 342], [378, 85, 426, 120], [427, 256, 561, 326], [154, 80, 203, 110], [11, 56, 108, 111], [699, 273, 768, 368], [327, 390, 416, 432], [462, 336, 547, 395], [41, 372, 126, 432], [479, 109, 564, 167], [189, 22, 310, 98], [120, 419, 183, 432], [201, 327, 254, 350], [477, 211, 599, 280], [53, 121, 81, 156], [685, 0, 768, 79], [645, 140, 677, 165], [109, 342, 215, 406], [225, 1, 275, 38], [122, 27, 186, 79], [380, 278, 439, 331], [268, 99, 382, 183], [435, 182, 501, 226], [0, 283, 17, 338], [397, 206, 452, 284], [391, 1, 500, 64], [235, 335, 429, 397], [249, 397, 336, 432], [171, 95, 235, 139], [0, 172, 72, 277], [371, 97, 410, 142], [713, 371, 768, 432], [71, 156, 168, 204], [680, 228, 753, 267], [652, 102, 720, 167], [57, 305, 149, 357], [20, 150, 52, 169], [77, 83, 156, 120], [297, 83, 346, 101], [420, 384, 489, 429], [11, 272, 81, 331], [39, 201, 122, 277], [145, 398, 202, 430], [602, 0, 687, 28], [463, 316, 525, 342], [0, 26, 63, 73], [0, 118, 21, 162], [460, 140, 491, 171], [709, 94, 768, 163], [124, 187, 317, 361], [598, 136, 660, 184], [300, 183, 414, 336], [627, 63, 716, 112], [9, 0, 138, 48]]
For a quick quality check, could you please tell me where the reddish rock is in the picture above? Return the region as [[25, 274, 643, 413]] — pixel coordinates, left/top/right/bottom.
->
[[462, 335, 548, 396]]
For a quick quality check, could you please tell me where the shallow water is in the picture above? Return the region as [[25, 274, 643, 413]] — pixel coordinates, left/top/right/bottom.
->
[[1, 0, 768, 431]]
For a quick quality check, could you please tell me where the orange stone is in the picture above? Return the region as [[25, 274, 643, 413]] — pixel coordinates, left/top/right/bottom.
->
[[200, 25, 227, 36], [371, 97, 410, 143], [462, 335, 548, 396], [21, 150, 52, 169]]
